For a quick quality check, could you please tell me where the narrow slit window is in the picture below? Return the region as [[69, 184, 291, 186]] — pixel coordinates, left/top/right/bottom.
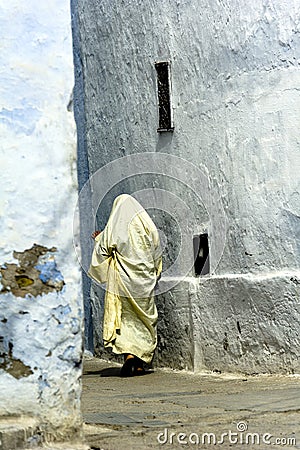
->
[[193, 233, 210, 276], [155, 61, 174, 132]]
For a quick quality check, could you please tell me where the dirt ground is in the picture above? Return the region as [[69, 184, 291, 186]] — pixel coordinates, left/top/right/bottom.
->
[[82, 357, 300, 449]]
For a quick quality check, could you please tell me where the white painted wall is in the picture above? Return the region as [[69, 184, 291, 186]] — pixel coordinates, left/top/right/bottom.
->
[[76, 0, 300, 373], [0, 0, 82, 439]]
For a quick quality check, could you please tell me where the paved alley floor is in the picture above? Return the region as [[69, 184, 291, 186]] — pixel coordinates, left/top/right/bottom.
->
[[82, 357, 300, 450]]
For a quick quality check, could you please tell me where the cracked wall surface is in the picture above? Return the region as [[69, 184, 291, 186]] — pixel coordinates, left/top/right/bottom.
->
[[74, 0, 300, 373], [0, 0, 82, 441], [0, 245, 64, 298]]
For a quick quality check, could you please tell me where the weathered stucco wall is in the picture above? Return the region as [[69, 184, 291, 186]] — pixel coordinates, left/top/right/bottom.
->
[[74, 0, 300, 373], [0, 0, 82, 439]]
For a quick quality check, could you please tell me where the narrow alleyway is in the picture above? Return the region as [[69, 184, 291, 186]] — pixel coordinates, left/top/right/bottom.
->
[[82, 357, 300, 449]]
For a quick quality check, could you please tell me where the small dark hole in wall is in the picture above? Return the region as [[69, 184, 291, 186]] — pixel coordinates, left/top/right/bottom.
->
[[223, 332, 229, 351], [237, 321, 242, 334], [8, 341, 13, 355], [155, 61, 174, 132], [193, 233, 209, 276]]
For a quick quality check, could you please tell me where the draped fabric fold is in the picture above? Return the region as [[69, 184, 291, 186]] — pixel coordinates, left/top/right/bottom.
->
[[88, 194, 162, 363]]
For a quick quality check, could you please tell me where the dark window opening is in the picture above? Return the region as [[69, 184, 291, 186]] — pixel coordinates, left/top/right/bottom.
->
[[155, 61, 174, 132], [193, 233, 210, 276]]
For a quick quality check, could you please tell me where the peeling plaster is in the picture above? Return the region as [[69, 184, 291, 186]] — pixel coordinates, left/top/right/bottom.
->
[[0, 244, 64, 298], [0, 339, 33, 379]]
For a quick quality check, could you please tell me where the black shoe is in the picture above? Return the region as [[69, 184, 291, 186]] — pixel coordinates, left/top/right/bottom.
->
[[120, 358, 136, 377], [120, 357, 146, 377]]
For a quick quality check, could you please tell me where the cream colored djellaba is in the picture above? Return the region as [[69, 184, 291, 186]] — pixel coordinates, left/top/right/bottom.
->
[[88, 194, 162, 364]]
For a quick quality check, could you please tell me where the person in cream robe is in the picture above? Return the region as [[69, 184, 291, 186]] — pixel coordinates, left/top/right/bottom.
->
[[88, 194, 162, 376]]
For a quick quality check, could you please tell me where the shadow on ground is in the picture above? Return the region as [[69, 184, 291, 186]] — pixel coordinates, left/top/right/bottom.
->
[[84, 365, 154, 378]]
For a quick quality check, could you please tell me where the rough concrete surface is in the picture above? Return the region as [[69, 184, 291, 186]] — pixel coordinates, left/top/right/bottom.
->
[[0, 417, 38, 450], [0, 417, 88, 450], [81, 357, 300, 449], [190, 273, 300, 374], [91, 273, 300, 374]]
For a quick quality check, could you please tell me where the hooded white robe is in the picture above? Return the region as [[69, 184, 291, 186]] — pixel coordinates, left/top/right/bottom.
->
[[88, 194, 162, 363]]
